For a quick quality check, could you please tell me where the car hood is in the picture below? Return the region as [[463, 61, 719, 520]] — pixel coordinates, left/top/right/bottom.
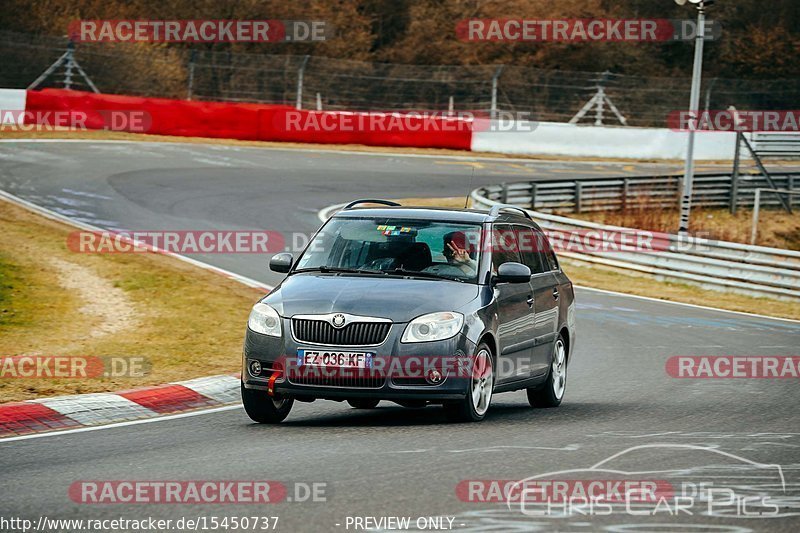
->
[[265, 273, 480, 322]]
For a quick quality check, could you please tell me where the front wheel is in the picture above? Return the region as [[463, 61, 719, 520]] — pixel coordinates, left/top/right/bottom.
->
[[444, 344, 494, 422], [527, 335, 567, 408], [241, 383, 294, 423]]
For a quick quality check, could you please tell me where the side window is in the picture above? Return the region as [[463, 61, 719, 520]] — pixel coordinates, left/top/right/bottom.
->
[[491, 224, 521, 271], [517, 226, 546, 274], [536, 229, 559, 271]]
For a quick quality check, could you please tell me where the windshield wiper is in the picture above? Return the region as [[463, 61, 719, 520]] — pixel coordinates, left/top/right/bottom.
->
[[295, 266, 387, 275], [385, 268, 464, 282]]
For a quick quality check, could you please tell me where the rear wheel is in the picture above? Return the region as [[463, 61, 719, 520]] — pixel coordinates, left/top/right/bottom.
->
[[527, 335, 567, 408], [347, 399, 380, 409], [444, 344, 494, 422], [241, 383, 294, 423]]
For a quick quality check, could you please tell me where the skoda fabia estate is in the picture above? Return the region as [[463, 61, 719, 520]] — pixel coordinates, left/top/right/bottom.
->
[[241, 200, 576, 423]]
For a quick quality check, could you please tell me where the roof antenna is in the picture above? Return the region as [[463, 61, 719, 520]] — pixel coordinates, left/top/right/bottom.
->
[[464, 166, 475, 209]]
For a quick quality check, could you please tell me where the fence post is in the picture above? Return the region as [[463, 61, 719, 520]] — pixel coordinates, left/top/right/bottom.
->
[[529, 182, 538, 210], [575, 181, 583, 213], [62, 41, 75, 89], [622, 178, 629, 211], [296, 55, 310, 110], [730, 131, 742, 214], [490, 66, 504, 120], [186, 49, 196, 100], [500, 182, 508, 203], [316, 92, 322, 111]]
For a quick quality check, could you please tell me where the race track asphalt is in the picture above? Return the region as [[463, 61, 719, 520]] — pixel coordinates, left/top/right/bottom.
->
[[0, 141, 798, 532]]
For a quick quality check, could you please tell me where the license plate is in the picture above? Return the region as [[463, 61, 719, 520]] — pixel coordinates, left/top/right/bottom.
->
[[297, 349, 374, 369]]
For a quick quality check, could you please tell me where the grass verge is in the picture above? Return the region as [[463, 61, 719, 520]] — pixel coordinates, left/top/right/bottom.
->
[[397, 197, 800, 321], [0, 198, 265, 403], [569, 206, 800, 251]]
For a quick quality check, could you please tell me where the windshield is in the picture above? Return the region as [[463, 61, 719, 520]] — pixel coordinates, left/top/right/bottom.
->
[[295, 217, 483, 283]]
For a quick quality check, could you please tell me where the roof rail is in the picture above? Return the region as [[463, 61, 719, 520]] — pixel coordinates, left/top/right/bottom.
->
[[343, 199, 402, 210], [488, 204, 533, 220]]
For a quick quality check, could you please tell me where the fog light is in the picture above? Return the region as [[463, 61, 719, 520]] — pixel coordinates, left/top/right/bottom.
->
[[249, 360, 262, 376], [427, 369, 443, 384]]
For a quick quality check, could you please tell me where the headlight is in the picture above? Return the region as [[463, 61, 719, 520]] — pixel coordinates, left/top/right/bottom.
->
[[401, 312, 464, 343], [248, 303, 282, 337]]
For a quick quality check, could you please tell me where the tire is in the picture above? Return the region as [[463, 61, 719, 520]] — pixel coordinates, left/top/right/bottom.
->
[[527, 334, 567, 408], [241, 383, 294, 423], [347, 398, 380, 409], [444, 344, 494, 422]]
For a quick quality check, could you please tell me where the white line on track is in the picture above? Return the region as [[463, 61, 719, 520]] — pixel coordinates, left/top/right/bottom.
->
[[0, 138, 735, 166], [0, 405, 242, 444], [0, 189, 273, 292]]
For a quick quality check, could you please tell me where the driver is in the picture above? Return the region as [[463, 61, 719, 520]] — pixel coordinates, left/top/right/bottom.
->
[[424, 231, 478, 277]]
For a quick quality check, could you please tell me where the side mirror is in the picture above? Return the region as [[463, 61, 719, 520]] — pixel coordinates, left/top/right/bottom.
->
[[494, 262, 531, 284], [269, 253, 293, 273]]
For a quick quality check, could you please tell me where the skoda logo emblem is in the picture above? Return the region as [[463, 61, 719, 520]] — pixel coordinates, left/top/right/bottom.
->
[[331, 314, 347, 328]]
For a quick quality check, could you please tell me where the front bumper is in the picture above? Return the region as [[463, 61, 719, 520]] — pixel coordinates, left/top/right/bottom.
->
[[242, 319, 476, 401]]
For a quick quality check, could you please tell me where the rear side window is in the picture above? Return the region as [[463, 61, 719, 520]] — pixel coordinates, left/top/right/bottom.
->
[[536, 229, 559, 271], [517, 226, 546, 274], [491, 225, 520, 271]]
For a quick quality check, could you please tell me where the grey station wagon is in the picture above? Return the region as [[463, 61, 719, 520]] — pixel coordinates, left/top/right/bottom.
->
[[241, 200, 576, 423]]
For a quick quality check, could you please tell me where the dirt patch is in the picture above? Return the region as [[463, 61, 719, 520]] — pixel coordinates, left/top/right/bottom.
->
[[50, 258, 139, 339], [0, 197, 265, 402]]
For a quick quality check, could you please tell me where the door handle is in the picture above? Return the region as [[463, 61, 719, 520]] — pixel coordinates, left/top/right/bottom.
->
[[553, 288, 560, 300], [526, 296, 534, 307]]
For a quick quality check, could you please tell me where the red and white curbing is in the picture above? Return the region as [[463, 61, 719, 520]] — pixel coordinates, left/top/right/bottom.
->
[[0, 374, 241, 438]]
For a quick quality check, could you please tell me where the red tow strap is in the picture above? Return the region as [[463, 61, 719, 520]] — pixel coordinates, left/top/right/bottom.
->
[[267, 371, 281, 397]]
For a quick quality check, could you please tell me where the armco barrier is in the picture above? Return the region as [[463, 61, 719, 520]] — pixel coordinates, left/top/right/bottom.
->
[[471, 187, 800, 301], [486, 173, 800, 213], [21, 89, 473, 150]]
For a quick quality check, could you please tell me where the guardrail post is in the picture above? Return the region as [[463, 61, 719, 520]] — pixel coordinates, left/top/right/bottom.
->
[[751, 189, 761, 244], [622, 179, 629, 211], [790, 175, 796, 208], [575, 181, 583, 213], [529, 182, 538, 210], [730, 132, 742, 214], [500, 182, 508, 203]]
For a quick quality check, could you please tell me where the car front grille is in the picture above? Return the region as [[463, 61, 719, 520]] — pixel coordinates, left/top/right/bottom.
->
[[292, 319, 391, 346]]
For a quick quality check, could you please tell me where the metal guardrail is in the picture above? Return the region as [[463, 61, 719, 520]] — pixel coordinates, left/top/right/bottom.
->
[[472, 184, 800, 301], [488, 172, 800, 214]]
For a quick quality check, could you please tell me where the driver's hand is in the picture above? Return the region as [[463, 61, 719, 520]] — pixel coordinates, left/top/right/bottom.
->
[[447, 242, 471, 265]]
